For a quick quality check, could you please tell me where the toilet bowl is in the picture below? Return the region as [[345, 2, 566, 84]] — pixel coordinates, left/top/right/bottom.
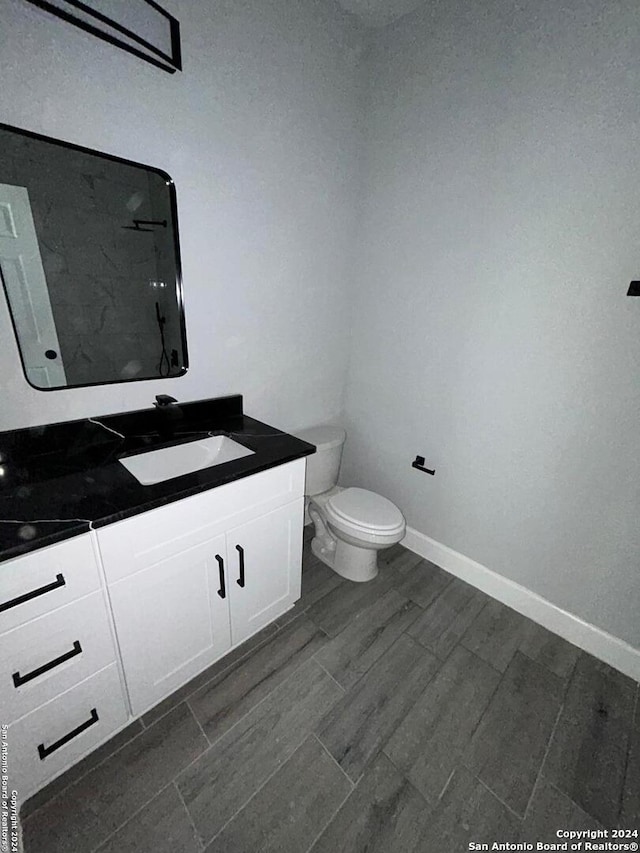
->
[[296, 426, 406, 582]]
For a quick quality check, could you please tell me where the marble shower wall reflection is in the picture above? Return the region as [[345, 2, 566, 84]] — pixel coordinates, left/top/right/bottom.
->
[[0, 126, 186, 388]]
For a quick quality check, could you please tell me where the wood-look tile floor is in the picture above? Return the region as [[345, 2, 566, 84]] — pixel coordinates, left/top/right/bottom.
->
[[21, 534, 640, 853]]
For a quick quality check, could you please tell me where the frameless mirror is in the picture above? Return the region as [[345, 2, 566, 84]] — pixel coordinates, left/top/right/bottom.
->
[[0, 123, 187, 390]]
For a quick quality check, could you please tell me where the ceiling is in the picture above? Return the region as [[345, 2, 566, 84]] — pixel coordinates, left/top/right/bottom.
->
[[335, 0, 428, 27]]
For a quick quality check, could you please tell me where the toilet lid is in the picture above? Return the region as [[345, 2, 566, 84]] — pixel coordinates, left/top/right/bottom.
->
[[326, 488, 404, 532]]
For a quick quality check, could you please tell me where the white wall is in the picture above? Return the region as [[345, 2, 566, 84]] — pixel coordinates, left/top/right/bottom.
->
[[342, 0, 640, 647], [0, 0, 364, 432]]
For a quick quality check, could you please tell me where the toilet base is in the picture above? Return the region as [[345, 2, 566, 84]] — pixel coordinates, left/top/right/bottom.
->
[[311, 535, 379, 583]]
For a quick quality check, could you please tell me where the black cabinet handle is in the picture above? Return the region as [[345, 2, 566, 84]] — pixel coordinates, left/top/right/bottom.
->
[[37, 708, 99, 760], [235, 544, 245, 588], [0, 574, 66, 614], [13, 640, 83, 688], [215, 555, 226, 599]]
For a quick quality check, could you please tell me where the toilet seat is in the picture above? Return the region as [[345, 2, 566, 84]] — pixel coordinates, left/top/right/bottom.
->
[[325, 487, 405, 538]]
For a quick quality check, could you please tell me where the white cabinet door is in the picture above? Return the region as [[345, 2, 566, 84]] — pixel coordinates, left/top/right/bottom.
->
[[108, 535, 231, 716], [227, 499, 303, 645]]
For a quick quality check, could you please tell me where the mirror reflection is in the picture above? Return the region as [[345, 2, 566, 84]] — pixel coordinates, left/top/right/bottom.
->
[[0, 124, 187, 389]]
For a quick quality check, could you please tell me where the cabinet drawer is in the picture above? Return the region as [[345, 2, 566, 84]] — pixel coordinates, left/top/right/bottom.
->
[[98, 458, 306, 582], [0, 535, 101, 634], [7, 663, 128, 801], [0, 590, 118, 724]]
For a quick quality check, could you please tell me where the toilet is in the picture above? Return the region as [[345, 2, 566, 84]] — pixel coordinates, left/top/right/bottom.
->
[[296, 425, 405, 582]]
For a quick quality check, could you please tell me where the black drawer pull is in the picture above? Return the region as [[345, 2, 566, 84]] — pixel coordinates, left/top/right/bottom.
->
[[0, 573, 66, 614], [235, 544, 245, 588], [37, 708, 99, 760], [215, 555, 226, 599], [13, 641, 83, 688]]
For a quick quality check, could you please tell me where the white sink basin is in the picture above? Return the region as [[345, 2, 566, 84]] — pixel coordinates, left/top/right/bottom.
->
[[119, 435, 255, 485]]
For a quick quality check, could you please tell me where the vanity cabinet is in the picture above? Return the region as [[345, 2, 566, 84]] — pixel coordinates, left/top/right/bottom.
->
[[1, 457, 306, 799], [97, 459, 305, 716], [0, 535, 128, 799]]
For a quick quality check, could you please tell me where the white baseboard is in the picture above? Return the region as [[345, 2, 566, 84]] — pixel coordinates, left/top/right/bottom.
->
[[401, 526, 640, 683]]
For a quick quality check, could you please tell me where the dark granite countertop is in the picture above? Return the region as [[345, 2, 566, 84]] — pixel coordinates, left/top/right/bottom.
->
[[0, 395, 315, 563]]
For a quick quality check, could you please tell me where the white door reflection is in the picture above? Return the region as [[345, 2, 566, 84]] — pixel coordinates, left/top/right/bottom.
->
[[0, 183, 67, 388]]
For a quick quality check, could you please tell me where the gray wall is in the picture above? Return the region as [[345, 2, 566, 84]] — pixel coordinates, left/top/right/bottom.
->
[[0, 0, 365, 429], [341, 0, 640, 647]]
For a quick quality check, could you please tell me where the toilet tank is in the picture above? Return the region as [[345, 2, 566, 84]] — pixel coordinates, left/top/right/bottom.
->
[[296, 425, 346, 496]]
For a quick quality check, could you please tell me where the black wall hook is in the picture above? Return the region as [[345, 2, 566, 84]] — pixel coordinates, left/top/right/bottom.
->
[[412, 455, 435, 475]]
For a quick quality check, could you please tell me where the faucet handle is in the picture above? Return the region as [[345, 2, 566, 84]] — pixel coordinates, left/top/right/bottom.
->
[[154, 395, 178, 407]]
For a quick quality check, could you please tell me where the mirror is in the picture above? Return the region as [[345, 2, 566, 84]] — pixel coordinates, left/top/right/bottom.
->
[[0, 123, 187, 390]]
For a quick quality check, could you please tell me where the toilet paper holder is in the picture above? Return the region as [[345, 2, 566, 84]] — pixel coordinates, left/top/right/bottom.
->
[[412, 456, 435, 475]]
